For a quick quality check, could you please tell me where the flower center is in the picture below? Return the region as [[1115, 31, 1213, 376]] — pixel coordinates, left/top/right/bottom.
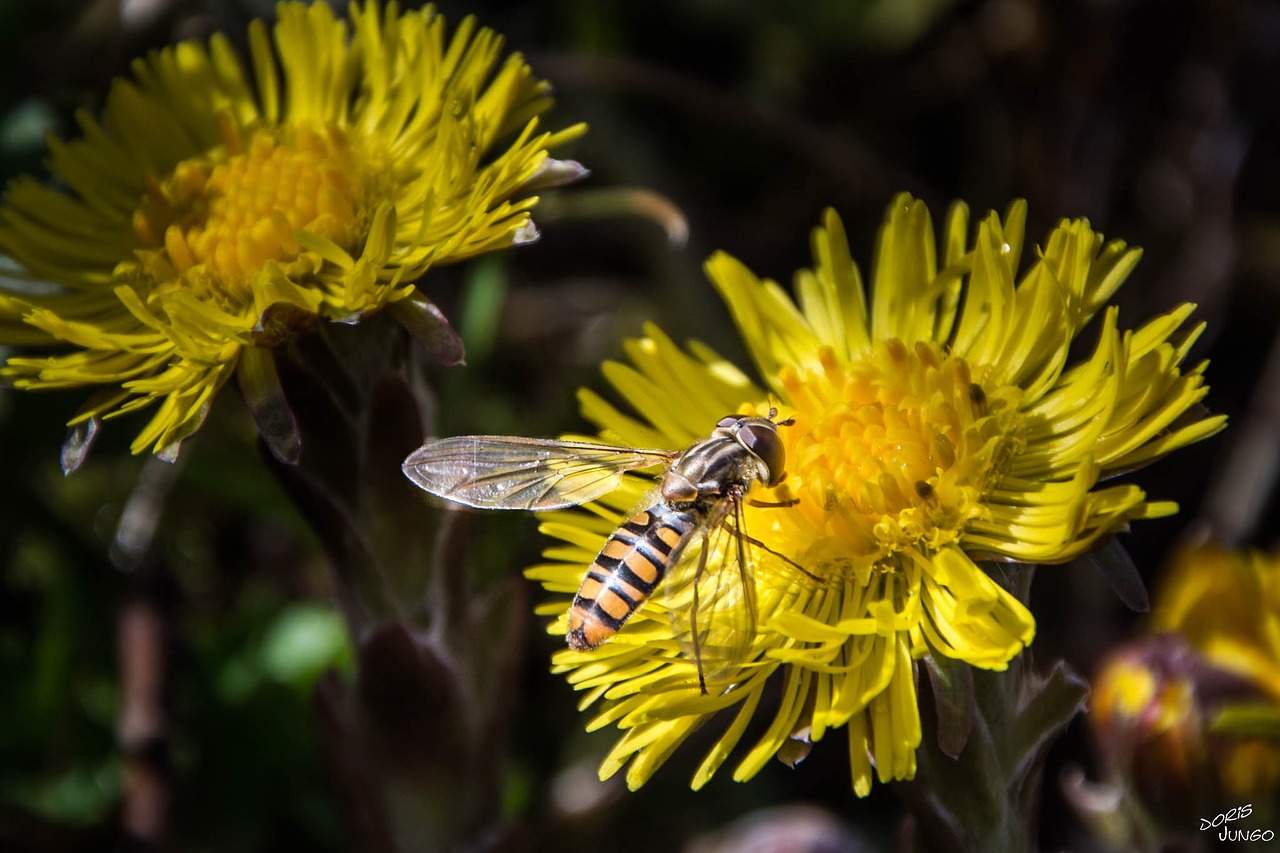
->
[[765, 341, 1026, 579], [130, 123, 373, 305]]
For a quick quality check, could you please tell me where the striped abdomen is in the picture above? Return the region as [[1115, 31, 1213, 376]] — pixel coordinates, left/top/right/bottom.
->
[[567, 504, 698, 650]]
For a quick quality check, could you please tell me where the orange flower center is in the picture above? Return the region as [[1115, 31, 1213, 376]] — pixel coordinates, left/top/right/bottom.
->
[[130, 122, 372, 304], [763, 341, 1026, 578]]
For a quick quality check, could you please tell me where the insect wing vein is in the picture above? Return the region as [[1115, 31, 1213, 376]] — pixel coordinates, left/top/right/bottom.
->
[[403, 436, 673, 510]]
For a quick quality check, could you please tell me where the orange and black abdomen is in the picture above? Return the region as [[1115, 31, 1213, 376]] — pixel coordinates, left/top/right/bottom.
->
[[567, 504, 698, 651]]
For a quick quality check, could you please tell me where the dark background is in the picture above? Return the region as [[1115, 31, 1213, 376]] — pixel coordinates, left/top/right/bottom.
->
[[0, 0, 1276, 850]]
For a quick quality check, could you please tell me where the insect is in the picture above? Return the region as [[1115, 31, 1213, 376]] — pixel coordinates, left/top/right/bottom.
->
[[401, 410, 807, 692]]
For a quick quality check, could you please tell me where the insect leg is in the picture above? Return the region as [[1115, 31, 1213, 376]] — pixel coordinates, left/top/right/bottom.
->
[[746, 496, 799, 508], [689, 531, 711, 695], [722, 523, 822, 583], [731, 496, 759, 643]]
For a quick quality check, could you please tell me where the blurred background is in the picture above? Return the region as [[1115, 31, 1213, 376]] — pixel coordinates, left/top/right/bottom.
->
[[0, 0, 1277, 850]]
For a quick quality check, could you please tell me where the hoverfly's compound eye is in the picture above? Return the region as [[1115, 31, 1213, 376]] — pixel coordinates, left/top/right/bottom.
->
[[716, 414, 745, 429], [736, 420, 787, 487]]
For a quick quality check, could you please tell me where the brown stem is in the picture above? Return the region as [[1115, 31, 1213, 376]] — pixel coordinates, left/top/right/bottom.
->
[[117, 594, 171, 849], [113, 455, 182, 849], [1199, 325, 1280, 546], [528, 52, 934, 204]]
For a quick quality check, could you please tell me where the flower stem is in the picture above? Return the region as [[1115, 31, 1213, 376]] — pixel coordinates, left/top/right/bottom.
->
[[895, 565, 1089, 852]]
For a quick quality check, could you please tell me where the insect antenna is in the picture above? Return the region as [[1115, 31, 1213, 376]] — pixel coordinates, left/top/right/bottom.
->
[[765, 405, 795, 427]]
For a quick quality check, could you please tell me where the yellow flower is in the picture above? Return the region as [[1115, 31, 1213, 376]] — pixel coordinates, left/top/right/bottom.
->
[[1152, 543, 1280, 705], [1090, 543, 1280, 820], [1153, 543, 1280, 803], [0, 1, 583, 459], [526, 195, 1225, 793]]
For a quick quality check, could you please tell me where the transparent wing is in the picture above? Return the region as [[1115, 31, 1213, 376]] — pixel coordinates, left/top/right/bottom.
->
[[402, 435, 673, 510], [663, 498, 760, 690]]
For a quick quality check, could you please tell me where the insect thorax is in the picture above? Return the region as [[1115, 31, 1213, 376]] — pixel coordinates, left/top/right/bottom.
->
[[661, 434, 767, 504]]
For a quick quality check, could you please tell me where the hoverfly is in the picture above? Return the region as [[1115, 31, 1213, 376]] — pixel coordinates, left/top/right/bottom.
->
[[402, 410, 806, 692]]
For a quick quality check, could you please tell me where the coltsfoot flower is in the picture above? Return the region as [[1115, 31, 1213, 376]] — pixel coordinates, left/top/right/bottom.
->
[[0, 1, 584, 460], [1090, 543, 1280, 822], [526, 195, 1225, 793], [1151, 543, 1280, 705]]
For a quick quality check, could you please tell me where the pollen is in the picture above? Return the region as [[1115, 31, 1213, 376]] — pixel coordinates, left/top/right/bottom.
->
[[132, 124, 373, 302], [770, 341, 1027, 574]]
